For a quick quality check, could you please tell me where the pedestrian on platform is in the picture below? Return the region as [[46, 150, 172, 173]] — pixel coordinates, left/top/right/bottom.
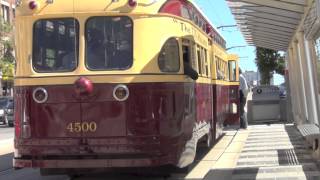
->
[[239, 69, 249, 129]]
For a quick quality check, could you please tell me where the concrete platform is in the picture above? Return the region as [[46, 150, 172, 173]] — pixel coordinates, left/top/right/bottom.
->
[[194, 124, 320, 180]]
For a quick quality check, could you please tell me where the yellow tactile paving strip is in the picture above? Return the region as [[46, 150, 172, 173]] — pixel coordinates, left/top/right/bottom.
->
[[185, 129, 249, 179]]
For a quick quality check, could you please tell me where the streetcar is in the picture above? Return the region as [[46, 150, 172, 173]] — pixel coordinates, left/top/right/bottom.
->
[[13, 0, 239, 175]]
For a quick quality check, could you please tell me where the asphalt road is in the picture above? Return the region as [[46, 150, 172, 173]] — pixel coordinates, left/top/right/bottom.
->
[[0, 124, 14, 140], [0, 125, 208, 180]]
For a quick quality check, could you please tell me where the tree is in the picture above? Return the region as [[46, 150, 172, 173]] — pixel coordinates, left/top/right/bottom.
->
[[0, 14, 15, 94], [255, 47, 285, 85]]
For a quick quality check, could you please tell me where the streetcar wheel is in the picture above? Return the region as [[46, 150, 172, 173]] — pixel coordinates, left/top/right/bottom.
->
[[68, 174, 82, 180], [178, 165, 191, 173]]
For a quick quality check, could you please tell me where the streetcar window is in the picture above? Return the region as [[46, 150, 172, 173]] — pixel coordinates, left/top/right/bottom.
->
[[181, 6, 191, 20], [216, 57, 224, 80], [33, 18, 79, 72], [202, 48, 207, 76], [85, 16, 133, 70], [158, 38, 180, 72], [229, 60, 237, 81], [204, 49, 209, 77], [197, 46, 202, 75]]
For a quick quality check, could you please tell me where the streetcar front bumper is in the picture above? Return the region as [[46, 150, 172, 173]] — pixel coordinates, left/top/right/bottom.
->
[[13, 156, 176, 168]]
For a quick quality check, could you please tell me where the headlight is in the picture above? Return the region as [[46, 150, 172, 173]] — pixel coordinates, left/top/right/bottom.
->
[[0, 109, 4, 115]]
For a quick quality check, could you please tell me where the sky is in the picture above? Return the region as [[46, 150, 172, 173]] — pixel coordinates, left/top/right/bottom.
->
[[195, 0, 284, 85]]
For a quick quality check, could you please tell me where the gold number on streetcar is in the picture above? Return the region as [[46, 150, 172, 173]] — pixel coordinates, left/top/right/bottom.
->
[[66, 122, 97, 133]]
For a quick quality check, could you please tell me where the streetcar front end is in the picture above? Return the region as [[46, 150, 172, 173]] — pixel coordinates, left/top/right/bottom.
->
[[14, 0, 195, 172]]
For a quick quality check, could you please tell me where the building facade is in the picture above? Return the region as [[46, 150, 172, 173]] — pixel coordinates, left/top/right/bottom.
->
[[1, 0, 15, 24], [0, 0, 15, 96]]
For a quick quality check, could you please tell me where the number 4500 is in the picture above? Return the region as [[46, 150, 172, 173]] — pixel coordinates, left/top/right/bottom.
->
[[67, 122, 97, 133]]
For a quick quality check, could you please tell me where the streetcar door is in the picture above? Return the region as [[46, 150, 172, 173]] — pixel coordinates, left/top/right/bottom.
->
[[182, 40, 197, 135]]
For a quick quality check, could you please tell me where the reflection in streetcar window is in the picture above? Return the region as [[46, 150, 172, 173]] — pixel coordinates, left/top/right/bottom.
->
[[33, 18, 79, 72], [85, 16, 133, 71]]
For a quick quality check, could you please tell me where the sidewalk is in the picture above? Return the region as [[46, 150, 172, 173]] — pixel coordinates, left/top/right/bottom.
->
[[204, 124, 320, 180], [183, 127, 250, 179]]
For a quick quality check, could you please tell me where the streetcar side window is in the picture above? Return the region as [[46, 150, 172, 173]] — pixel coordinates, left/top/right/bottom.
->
[[201, 47, 208, 77], [229, 60, 237, 81], [197, 46, 202, 75], [158, 38, 180, 72], [181, 6, 191, 20], [216, 57, 224, 80], [85, 16, 133, 70], [204, 49, 209, 77], [33, 18, 79, 72], [225, 61, 230, 80]]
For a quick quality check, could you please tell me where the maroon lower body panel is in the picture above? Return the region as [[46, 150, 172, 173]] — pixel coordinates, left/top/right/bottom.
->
[[14, 80, 227, 169], [14, 82, 197, 168]]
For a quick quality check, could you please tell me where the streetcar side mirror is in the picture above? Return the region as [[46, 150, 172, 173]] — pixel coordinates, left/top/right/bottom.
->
[[184, 63, 199, 80]]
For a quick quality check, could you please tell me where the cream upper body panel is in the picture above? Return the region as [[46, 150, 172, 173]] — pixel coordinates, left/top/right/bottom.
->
[[16, 0, 167, 16], [14, 0, 238, 86]]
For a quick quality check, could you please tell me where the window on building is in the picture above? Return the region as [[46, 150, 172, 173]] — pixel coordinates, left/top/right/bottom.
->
[[1, 5, 9, 22], [85, 16, 133, 70], [33, 18, 79, 72], [158, 38, 180, 72]]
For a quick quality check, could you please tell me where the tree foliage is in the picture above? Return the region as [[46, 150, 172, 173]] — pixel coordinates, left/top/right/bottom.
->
[[0, 17, 15, 80], [255, 47, 285, 85]]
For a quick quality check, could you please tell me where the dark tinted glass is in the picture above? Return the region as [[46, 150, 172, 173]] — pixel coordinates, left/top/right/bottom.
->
[[33, 18, 79, 72], [85, 16, 133, 70]]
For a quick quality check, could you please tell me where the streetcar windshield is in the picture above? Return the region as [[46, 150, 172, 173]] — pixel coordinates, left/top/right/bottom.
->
[[85, 16, 133, 70], [32, 18, 79, 72]]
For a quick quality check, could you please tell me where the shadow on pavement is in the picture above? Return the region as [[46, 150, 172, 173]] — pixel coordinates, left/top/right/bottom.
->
[[201, 167, 259, 180], [0, 153, 13, 172]]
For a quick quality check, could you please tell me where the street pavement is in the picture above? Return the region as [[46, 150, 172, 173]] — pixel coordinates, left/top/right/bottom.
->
[[0, 123, 248, 180], [0, 124, 206, 180]]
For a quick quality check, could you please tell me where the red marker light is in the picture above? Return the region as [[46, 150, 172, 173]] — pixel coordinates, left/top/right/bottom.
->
[[75, 77, 94, 96], [128, 0, 137, 7], [29, 1, 38, 10]]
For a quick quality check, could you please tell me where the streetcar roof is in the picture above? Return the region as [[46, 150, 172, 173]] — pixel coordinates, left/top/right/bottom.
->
[[189, 1, 226, 42], [16, 0, 225, 43]]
